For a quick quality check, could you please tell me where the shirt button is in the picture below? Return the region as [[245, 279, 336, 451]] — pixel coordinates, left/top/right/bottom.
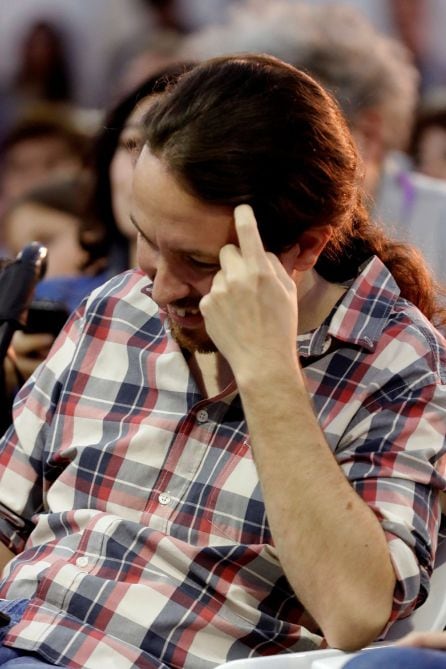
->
[[196, 409, 208, 423], [158, 493, 171, 505], [76, 556, 89, 569]]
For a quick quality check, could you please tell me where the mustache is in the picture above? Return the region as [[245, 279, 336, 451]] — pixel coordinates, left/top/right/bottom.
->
[[169, 298, 201, 310]]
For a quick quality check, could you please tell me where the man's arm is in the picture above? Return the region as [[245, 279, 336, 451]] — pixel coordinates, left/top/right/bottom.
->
[[237, 364, 395, 651], [199, 205, 399, 650], [0, 304, 85, 561]]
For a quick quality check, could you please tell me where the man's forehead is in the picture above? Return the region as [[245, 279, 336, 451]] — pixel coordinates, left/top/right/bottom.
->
[[133, 148, 235, 224]]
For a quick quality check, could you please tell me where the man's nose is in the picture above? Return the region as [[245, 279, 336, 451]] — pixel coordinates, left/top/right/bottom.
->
[[150, 259, 190, 307]]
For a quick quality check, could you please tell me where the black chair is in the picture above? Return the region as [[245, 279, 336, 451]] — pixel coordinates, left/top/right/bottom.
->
[[0, 242, 47, 434]]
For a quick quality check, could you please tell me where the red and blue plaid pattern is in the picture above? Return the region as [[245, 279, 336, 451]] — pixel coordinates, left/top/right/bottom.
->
[[0, 257, 445, 668]]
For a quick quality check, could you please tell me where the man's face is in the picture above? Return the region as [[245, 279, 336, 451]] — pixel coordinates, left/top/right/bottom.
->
[[132, 148, 236, 352]]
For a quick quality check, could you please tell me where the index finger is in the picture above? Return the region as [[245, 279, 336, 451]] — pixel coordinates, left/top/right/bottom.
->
[[234, 204, 268, 263]]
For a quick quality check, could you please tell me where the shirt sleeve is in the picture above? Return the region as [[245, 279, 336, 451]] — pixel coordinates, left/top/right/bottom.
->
[[0, 304, 85, 554], [337, 365, 446, 627]]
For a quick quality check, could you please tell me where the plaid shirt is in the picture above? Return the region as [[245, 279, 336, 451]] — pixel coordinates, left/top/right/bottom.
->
[[0, 256, 445, 669]]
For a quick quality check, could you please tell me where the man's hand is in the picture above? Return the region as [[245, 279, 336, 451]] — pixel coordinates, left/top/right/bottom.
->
[[199, 204, 298, 379], [396, 631, 446, 650]]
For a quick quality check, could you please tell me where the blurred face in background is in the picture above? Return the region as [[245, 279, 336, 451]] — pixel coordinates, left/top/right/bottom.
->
[[109, 96, 159, 243], [1, 135, 84, 203], [3, 202, 87, 276], [416, 125, 446, 180]]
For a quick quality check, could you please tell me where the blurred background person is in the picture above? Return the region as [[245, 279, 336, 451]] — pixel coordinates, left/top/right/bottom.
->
[[81, 61, 195, 275], [0, 0, 231, 117], [0, 106, 90, 203], [2, 176, 99, 285], [408, 88, 446, 181], [0, 62, 195, 422], [180, 0, 446, 288], [0, 105, 92, 251], [0, 13, 75, 146], [106, 0, 238, 100], [108, 0, 189, 99], [12, 19, 73, 109], [306, 0, 446, 96], [0, 1, 153, 113], [0, 175, 107, 430]]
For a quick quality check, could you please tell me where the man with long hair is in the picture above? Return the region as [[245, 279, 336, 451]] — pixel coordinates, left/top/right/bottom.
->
[[0, 55, 444, 668]]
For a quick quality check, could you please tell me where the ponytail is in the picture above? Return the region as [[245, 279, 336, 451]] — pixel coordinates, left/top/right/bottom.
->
[[317, 196, 446, 328]]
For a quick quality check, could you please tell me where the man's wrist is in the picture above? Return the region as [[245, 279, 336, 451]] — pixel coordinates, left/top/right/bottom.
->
[[235, 354, 304, 395]]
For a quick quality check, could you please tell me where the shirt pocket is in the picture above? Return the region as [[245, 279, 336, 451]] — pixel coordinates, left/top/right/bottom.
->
[[171, 438, 273, 547]]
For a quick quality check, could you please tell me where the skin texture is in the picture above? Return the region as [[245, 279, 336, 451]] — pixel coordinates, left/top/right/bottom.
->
[[131, 149, 396, 650], [132, 147, 237, 352]]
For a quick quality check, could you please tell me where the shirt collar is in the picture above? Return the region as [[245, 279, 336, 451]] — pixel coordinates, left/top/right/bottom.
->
[[298, 256, 401, 358]]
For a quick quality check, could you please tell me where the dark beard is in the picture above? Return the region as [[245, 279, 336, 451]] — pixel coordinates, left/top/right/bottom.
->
[[168, 318, 217, 353]]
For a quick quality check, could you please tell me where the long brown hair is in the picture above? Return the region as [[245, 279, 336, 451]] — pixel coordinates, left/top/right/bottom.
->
[[144, 54, 446, 326]]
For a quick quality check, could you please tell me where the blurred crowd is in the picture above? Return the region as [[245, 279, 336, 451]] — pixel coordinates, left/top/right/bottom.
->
[[2, 0, 446, 397]]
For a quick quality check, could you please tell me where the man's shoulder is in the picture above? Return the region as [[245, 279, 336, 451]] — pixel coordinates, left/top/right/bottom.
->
[[85, 269, 154, 307], [371, 296, 446, 388], [331, 257, 446, 384], [81, 269, 160, 328]]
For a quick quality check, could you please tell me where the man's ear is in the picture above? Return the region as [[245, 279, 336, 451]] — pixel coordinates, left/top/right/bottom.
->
[[279, 226, 332, 273]]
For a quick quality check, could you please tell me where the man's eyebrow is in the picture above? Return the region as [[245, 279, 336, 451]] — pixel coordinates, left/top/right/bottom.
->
[[129, 214, 220, 261]]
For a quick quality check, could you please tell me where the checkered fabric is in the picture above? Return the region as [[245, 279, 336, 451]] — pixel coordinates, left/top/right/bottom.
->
[[0, 256, 445, 668]]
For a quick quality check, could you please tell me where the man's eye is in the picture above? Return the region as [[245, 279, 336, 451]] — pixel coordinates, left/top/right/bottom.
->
[[118, 137, 142, 153], [125, 138, 137, 150], [188, 257, 219, 270]]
